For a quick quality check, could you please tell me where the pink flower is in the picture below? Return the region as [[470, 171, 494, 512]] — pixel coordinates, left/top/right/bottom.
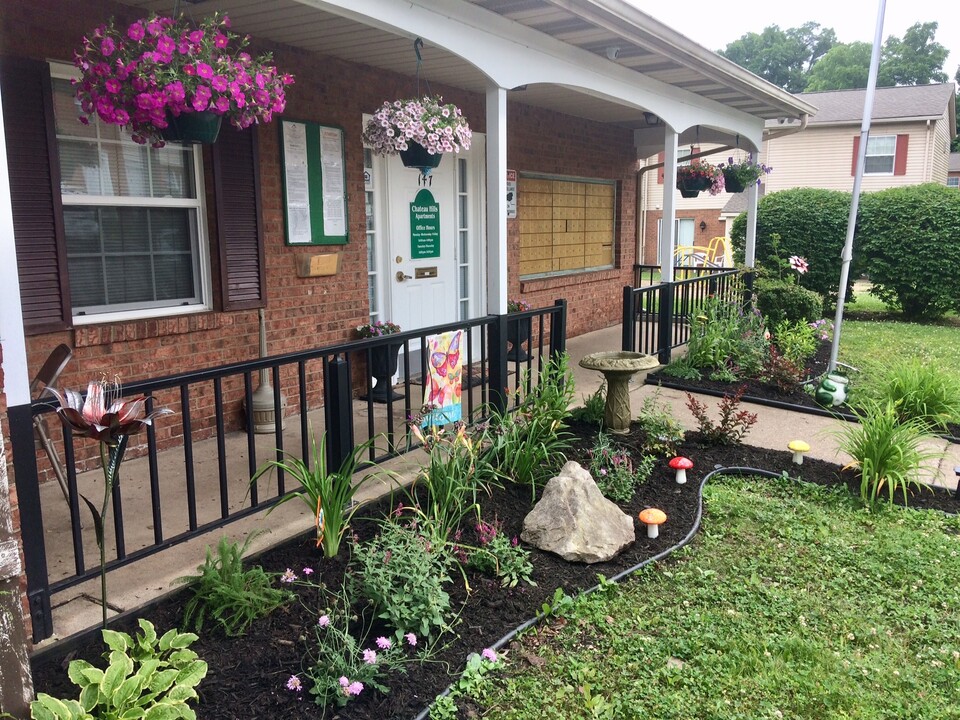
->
[[285, 675, 302, 692], [405, 633, 418, 646], [101, 37, 116, 56], [189, 29, 204, 44], [362, 649, 377, 664], [156, 35, 175, 56], [481, 648, 498, 662], [280, 568, 297, 583], [214, 33, 229, 48], [347, 681, 363, 696], [196, 62, 214, 79], [105, 78, 122, 94], [302, 567, 314, 576], [146, 20, 163, 36], [317, 615, 330, 627], [127, 22, 145, 41], [338, 676, 349, 688], [211, 75, 228, 92], [376, 637, 392, 650], [789, 256, 809, 274]]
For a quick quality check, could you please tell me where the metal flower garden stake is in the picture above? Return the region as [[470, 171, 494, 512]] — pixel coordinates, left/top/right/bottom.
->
[[46, 378, 172, 627]]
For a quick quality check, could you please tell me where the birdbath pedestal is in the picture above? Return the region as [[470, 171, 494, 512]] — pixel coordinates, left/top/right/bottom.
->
[[578, 351, 659, 434]]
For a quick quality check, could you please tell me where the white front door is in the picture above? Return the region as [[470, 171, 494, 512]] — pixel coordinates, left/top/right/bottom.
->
[[375, 137, 485, 364]]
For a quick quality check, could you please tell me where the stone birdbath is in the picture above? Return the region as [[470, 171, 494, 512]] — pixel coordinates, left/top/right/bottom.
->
[[578, 351, 659, 434]]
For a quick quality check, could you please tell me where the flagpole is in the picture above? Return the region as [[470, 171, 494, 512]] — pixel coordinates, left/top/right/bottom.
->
[[828, 0, 886, 372]]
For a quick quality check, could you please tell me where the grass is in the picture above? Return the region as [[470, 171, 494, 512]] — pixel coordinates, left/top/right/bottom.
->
[[466, 477, 960, 719]]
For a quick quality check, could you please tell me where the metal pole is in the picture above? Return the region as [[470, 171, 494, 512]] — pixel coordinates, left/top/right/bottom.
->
[[828, 0, 886, 372]]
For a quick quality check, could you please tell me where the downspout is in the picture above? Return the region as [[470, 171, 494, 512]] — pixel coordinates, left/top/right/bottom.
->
[[632, 113, 809, 287]]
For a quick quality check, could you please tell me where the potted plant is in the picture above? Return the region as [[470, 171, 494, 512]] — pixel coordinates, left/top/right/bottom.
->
[[718, 155, 772, 193], [73, 12, 294, 147], [356, 320, 404, 402], [362, 96, 472, 177], [676, 162, 724, 198], [506, 298, 532, 361]]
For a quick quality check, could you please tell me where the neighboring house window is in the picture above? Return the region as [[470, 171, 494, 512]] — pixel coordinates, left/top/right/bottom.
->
[[948, 177, 959, 189], [852, 134, 908, 176], [517, 174, 616, 278], [50, 68, 209, 322]]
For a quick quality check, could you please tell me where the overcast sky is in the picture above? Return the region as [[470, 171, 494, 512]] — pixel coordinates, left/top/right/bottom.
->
[[630, 0, 960, 88]]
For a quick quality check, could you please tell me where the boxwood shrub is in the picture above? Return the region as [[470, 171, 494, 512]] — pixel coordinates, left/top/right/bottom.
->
[[754, 278, 824, 325]]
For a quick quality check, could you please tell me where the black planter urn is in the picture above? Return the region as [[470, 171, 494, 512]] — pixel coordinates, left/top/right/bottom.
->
[[368, 343, 403, 403], [506, 316, 532, 361]]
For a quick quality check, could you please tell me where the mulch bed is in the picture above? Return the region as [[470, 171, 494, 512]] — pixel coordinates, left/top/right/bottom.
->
[[645, 341, 960, 442], [30, 420, 959, 719]]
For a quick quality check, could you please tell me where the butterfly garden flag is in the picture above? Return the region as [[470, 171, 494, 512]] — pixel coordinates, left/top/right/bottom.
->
[[422, 329, 463, 426]]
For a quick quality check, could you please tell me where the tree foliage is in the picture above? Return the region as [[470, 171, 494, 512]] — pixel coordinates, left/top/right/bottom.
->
[[719, 23, 835, 93], [858, 184, 960, 320], [721, 20, 949, 93]]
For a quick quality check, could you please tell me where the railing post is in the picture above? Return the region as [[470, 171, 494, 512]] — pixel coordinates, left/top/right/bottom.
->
[[323, 356, 354, 473], [8, 403, 53, 641], [549, 299, 567, 358], [621, 285, 636, 352], [657, 281, 674, 365], [488, 315, 509, 415]]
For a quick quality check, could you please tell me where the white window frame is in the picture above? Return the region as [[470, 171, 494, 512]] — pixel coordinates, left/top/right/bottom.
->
[[864, 134, 896, 176], [947, 177, 959, 189], [50, 63, 212, 325]]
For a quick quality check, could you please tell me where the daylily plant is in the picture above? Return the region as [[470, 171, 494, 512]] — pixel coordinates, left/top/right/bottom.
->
[[46, 377, 172, 626]]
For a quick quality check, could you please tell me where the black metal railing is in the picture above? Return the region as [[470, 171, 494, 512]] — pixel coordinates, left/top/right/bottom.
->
[[622, 266, 750, 363], [11, 301, 567, 641]]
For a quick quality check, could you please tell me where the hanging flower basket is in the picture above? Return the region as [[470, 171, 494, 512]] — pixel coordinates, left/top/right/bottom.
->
[[363, 96, 471, 177], [676, 163, 723, 197], [73, 12, 294, 147], [399, 141, 443, 174], [160, 109, 222, 144], [718, 155, 772, 194]]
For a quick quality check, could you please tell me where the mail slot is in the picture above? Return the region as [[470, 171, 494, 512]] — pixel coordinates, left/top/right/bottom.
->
[[415, 266, 438, 279]]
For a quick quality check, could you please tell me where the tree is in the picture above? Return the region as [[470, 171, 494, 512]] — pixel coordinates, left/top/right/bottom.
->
[[805, 42, 872, 91], [719, 23, 836, 93], [878, 22, 949, 86]]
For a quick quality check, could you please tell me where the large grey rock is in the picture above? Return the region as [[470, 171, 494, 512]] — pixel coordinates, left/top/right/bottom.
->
[[521, 461, 635, 563]]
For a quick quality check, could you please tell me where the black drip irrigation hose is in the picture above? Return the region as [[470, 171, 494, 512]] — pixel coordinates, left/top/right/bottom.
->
[[412, 464, 785, 720]]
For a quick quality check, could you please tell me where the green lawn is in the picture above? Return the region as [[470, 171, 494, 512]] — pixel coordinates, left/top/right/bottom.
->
[[465, 478, 960, 719]]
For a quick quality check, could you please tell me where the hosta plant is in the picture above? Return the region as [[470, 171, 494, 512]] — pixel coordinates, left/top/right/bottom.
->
[[30, 619, 207, 719]]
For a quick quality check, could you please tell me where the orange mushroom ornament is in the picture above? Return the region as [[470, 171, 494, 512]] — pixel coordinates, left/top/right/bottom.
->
[[638, 507, 667, 539]]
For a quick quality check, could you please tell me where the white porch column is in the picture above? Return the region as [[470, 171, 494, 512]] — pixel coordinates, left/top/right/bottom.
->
[[744, 180, 759, 268], [485, 84, 508, 315], [659, 127, 679, 284]]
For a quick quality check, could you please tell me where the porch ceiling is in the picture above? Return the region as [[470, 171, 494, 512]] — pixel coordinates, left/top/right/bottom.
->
[[120, 0, 815, 130]]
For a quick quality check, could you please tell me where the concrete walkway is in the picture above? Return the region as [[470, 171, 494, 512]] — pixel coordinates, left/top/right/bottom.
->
[[36, 323, 960, 648]]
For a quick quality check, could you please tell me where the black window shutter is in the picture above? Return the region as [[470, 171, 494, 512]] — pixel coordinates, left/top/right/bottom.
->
[[212, 126, 265, 310], [0, 56, 71, 333]]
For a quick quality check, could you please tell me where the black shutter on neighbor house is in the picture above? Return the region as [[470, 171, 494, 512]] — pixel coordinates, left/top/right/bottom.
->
[[212, 126, 265, 310], [0, 57, 71, 333]]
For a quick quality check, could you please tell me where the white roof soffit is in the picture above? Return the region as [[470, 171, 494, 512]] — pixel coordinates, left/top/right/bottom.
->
[[121, 0, 815, 144]]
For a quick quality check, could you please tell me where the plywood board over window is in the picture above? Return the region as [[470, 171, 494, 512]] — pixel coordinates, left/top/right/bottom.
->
[[518, 174, 615, 278]]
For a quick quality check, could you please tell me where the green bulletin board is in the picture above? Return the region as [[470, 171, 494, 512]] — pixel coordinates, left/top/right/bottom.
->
[[410, 188, 440, 259], [280, 119, 348, 245]]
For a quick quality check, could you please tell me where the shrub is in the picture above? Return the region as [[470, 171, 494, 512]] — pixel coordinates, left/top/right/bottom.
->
[[685, 387, 758, 445], [351, 518, 453, 639], [833, 400, 943, 508], [569, 383, 606, 426], [772, 319, 819, 367], [731, 188, 857, 306], [754, 277, 824, 326], [31, 620, 206, 720], [864, 359, 960, 431], [587, 433, 656, 503], [858, 184, 960, 320], [683, 296, 768, 378], [466, 519, 535, 588], [175, 534, 293, 637], [636, 393, 685, 458], [759, 346, 803, 393]]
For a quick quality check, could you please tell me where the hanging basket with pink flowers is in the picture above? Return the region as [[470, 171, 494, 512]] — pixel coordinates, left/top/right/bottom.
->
[[73, 12, 294, 147]]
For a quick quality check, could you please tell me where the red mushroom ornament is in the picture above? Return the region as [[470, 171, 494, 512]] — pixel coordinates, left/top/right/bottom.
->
[[669, 456, 693, 484]]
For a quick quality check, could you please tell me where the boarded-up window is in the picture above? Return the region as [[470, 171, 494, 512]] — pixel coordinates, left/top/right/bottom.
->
[[518, 176, 615, 278]]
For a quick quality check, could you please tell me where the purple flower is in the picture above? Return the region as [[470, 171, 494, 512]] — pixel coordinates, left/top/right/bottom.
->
[[405, 632, 418, 647], [100, 37, 116, 57], [127, 22, 145, 41], [280, 568, 297, 583], [285, 675, 302, 692], [481, 648, 498, 662], [317, 615, 330, 628], [376, 636, 392, 650], [363, 649, 377, 664], [302, 567, 314, 576]]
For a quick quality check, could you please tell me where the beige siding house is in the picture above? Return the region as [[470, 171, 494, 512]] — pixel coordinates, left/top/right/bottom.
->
[[949, 153, 960, 188], [638, 84, 957, 258]]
